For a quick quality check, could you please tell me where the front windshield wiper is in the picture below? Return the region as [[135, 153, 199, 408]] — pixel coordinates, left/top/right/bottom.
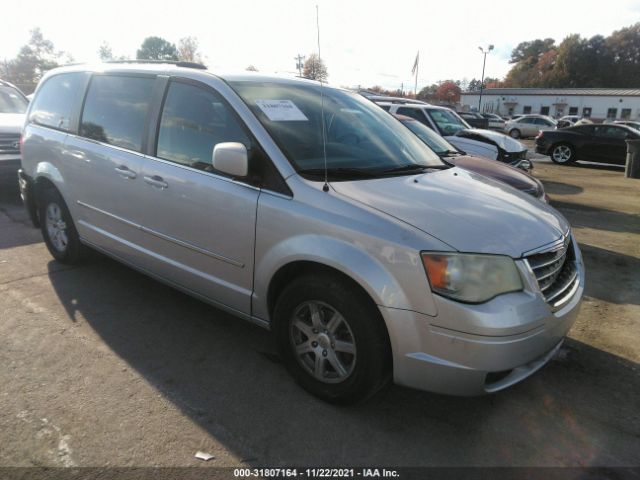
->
[[298, 167, 380, 178], [381, 163, 451, 174]]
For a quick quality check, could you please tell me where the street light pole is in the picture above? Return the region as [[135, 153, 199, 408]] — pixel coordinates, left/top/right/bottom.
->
[[478, 45, 494, 112]]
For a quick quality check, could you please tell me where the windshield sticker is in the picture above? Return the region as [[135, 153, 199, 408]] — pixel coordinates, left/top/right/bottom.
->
[[255, 100, 308, 121]]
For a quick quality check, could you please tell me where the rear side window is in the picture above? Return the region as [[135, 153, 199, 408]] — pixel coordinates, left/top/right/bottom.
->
[[29, 73, 84, 131], [156, 81, 249, 171], [80, 75, 155, 152]]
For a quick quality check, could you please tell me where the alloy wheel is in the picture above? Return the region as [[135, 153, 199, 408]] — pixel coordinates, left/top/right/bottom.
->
[[552, 145, 572, 163], [290, 300, 357, 384], [45, 202, 68, 252]]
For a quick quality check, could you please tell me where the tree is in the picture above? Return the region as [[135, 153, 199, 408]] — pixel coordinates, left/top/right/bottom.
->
[[302, 53, 328, 81], [417, 84, 438, 101], [435, 81, 461, 104], [136, 36, 178, 61], [177, 36, 202, 63], [3, 28, 62, 90], [98, 42, 113, 61], [245, 65, 258, 72]]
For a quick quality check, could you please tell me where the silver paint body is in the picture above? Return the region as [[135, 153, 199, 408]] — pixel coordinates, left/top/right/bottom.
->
[[21, 64, 584, 395]]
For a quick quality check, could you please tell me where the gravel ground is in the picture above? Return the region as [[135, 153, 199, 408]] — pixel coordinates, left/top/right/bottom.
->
[[0, 158, 638, 469]]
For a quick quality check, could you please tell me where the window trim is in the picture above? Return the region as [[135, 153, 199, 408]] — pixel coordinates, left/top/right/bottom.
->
[[149, 76, 291, 196], [78, 72, 159, 154]]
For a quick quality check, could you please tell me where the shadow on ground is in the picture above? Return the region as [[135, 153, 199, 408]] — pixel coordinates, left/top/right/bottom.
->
[[540, 180, 583, 196], [46, 256, 640, 466], [580, 243, 640, 305], [551, 200, 640, 235]]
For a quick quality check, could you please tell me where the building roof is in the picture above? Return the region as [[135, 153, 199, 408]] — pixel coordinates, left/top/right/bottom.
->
[[462, 88, 640, 97]]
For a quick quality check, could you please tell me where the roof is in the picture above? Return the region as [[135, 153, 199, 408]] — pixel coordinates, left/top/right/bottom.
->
[[462, 88, 640, 97]]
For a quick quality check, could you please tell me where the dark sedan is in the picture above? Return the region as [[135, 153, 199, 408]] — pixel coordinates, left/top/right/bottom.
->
[[535, 123, 639, 165], [458, 111, 490, 129], [395, 115, 546, 201]]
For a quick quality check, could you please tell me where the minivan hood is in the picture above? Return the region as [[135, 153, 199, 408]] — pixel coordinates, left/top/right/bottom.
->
[[331, 168, 568, 258], [0, 113, 25, 133], [457, 128, 525, 152]]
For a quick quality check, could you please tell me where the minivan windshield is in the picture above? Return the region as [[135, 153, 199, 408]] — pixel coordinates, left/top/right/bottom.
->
[[426, 108, 471, 136], [230, 81, 445, 179], [0, 86, 28, 114], [399, 117, 459, 155]]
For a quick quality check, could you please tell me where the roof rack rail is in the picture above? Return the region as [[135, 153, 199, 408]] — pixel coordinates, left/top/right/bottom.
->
[[103, 60, 207, 70]]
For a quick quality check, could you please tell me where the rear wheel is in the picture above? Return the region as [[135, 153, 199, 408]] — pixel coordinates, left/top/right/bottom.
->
[[509, 128, 521, 139], [550, 143, 576, 164], [273, 273, 391, 404], [39, 187, 86, 264]]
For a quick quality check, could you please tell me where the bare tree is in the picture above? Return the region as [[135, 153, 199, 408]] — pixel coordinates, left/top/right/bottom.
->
[[177, 36, 203, 63], [302, 53, 328, 82], [245, 65, 258, 72], [98, 42, 113, 61]]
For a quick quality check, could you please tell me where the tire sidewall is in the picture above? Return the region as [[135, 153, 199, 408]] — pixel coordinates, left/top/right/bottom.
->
[[509, 129, 521, 139], [39, 188, 84, 264], [273, 274, 391, 404]]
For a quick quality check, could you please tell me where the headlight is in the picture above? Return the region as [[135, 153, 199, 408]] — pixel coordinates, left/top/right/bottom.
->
[[421, 252, 523, 303]]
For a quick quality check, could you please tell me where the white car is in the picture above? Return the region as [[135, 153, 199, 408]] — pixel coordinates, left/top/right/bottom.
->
[[377, 102, 530, 169], [505, 115, 557, 139], [482, 113, 506, 131], [0, 79, 28, 176]]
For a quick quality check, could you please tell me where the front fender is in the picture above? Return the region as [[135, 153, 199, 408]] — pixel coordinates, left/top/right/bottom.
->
[[252, 233, 434, 322]]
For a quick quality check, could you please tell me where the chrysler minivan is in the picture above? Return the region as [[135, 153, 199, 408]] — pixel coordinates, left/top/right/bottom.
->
[[19, 63, 584, 404]]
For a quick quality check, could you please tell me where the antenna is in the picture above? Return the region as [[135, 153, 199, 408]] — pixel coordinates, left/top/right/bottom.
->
[[316, 5, 329, 193]]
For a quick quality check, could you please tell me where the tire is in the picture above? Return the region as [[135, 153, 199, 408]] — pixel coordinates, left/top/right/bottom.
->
[[550, 143, 576, 165], [509, 128, 521, 139], [39, 187, 86, 264], [273, 273, 392, 405]]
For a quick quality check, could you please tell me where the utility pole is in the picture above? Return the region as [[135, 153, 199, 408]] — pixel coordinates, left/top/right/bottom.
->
[[294, 54, 305, 77], [478, 45, 494, 112]]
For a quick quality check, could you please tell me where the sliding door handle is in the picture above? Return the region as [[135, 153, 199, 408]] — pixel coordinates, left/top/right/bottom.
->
[[144, 175, 168, 189]]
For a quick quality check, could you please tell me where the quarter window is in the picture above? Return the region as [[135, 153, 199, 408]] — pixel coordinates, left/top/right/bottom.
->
[[156, 81, 250, 171], [29, 73, 85, 131], [80, 75, 156, 152]]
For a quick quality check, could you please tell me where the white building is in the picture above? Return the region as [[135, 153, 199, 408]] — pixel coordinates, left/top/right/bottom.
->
[[460, 88, 640, 121]]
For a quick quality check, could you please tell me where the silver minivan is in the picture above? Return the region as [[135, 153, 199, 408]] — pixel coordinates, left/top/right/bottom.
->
[[19, 63, 584, 403]]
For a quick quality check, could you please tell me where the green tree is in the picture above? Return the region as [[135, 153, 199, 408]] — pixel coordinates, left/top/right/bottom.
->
[[98, 42, 114, 61], [3, 28, 62, 90], [606, 23, 640, 87], [136, 36, 178, 61], [302, 53, 328, 82]]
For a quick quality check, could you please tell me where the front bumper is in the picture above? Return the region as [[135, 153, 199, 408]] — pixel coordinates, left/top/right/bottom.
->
[[381, 240, 584, 396]]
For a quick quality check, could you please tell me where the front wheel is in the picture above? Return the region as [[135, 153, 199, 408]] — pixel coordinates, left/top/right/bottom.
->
[[509, 128, 521, 139], [273, 273, 392, 404], [39, 187, 86, 264], [550, 143, 576, 164]]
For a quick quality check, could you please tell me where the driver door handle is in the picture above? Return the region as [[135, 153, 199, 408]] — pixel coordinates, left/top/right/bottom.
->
[[144, 175, 169, 190], [114, 165, 137, 179]]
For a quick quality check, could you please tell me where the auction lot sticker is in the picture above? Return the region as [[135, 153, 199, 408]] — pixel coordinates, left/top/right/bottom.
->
[[256, 100, 309, 121]]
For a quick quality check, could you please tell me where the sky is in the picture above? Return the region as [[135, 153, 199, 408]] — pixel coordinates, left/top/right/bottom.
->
[[2, 0, 640, 92]]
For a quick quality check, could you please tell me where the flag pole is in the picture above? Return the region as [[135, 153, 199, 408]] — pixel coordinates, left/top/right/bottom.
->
[[414, 51, 419, 96]]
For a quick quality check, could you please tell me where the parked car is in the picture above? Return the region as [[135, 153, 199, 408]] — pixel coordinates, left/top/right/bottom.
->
[[614, 120, 640, 131], [378, 102, 530, 170], [458, 111, 489, 129], [505, 114, 557, 139], [21, 63, 584, 403], [0, 79, 28, 176], [481, 113, 506, 131], [395, 114, 545, 201], [535, 123, 640, 165]]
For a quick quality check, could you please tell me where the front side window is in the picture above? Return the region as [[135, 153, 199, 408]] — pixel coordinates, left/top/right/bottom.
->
[[425, 108, 470, 136], [0, 86, 28, 114], [597, 126, 628, 139], [80, 75, 155, 152], [29, 73, 84, 131], [157, 82, 250, 171], [229, 81, 443, 178]]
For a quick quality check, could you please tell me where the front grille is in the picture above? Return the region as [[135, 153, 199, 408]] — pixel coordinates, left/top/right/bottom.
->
[[526, 236, 579, 310], [0, 133, 20, 154]]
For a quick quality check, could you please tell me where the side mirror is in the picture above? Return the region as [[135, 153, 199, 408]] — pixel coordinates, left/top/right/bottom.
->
[[212, 142, 248, 177]]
